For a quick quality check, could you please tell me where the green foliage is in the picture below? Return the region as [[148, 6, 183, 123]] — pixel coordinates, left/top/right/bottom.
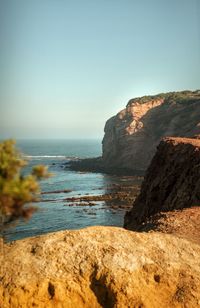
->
[[128, 90, 200, 106], [0, 140, 50, 234]]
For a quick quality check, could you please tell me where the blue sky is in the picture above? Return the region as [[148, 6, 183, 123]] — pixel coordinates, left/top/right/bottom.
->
[[0, 0, 200, 139]]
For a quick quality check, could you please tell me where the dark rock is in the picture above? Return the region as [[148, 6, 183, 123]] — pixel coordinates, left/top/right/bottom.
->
[[124, 137, 200, 230], [41, 189, 72, 194]]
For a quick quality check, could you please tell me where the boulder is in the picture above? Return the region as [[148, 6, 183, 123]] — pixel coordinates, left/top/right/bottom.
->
[[1, 226, 200, 307]]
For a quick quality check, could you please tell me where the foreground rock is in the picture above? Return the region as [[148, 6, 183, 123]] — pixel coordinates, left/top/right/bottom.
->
[[124, 137, 200, 230], [1, 226, 200, 307]]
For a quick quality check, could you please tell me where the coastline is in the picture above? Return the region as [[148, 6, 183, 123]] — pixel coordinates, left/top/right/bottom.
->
[[67, 157, 146, 176], [1, 137, 200, 307]]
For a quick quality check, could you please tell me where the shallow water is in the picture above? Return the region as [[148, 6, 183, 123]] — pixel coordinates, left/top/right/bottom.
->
[[4, 140, 140, 241]]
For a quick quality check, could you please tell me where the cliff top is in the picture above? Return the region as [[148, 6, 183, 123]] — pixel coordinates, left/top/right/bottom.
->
[[163, 136, 200, 147], [126, 89, 200, 106]]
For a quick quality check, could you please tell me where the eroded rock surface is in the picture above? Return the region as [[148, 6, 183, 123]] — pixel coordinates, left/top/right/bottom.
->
[[1, 226, 200, 307], [135, 207, 200, 245], [102, 90, 200, 173], [124, 137, 200, 231]]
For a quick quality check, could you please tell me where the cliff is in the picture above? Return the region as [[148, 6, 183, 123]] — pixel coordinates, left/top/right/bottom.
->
[[1, 226, 200, 307], [124, 137, 200, 231], [102, 90, 200, 173], [69, 90, 200, 175]]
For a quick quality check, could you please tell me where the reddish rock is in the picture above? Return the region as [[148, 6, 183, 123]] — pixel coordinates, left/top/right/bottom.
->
[[136, 207, 200, 245], [69, 91, 200, 175], [103, 91, 200, 173]]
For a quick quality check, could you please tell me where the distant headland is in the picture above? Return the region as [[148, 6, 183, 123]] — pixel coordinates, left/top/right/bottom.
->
[[69, 90, 200, 175]]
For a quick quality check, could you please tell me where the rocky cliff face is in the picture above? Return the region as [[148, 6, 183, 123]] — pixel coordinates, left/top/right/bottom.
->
[[1, 226, 200, 307], [124, 137, 200, 230], [102, 90, 200, 173]]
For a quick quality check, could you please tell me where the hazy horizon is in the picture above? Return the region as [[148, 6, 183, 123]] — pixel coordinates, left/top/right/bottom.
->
[[1, 0, 200, 140]]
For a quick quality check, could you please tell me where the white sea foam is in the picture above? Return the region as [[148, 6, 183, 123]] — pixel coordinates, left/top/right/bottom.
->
[[24, 155, 79, 160], [25, 155, 66, 158]]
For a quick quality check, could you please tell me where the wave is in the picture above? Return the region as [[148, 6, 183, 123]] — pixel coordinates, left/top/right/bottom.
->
[[24, 155, 66, 158]]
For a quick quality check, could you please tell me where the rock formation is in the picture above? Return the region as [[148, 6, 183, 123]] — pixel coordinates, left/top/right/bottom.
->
[[102, 90, 200, 173], [69, 90, 200, 175], [124, 137, 200, 231], [1, 226, 200, 307]]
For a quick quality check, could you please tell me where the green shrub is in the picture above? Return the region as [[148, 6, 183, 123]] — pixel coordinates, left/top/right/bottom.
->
[[0, 139, 50, 236]]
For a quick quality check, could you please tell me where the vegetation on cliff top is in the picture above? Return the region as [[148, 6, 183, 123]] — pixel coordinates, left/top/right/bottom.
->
[[127, 89, 200, 105]]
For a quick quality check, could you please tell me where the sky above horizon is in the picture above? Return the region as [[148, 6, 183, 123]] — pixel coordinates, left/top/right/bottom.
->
[[0, 0, 200, 139]]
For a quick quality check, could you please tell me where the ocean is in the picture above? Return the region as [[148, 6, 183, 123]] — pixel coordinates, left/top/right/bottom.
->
[[4, 139, 140, 241]]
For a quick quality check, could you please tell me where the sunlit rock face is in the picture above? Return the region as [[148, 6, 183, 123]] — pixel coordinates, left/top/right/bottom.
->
[[1, 226, 200, 307], [102, 90, 200, 172]]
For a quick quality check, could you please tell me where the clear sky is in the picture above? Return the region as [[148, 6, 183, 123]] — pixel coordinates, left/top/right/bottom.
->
[[0, 0, 200, 139]]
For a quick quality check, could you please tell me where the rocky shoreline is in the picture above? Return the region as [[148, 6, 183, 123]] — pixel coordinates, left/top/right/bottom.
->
[[1, 92, 200, 307], [66, 137, 200, 245], [67, 157, 145, 176], [63, 181, 142, 211], [68, 91, 200, 176]]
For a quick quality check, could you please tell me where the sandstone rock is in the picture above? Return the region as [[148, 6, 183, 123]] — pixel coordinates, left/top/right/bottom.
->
[[102, 90, 200, 173], [135, 207, 200, 245], [124, 137, 200, 230], [1, 226, 200, 307]]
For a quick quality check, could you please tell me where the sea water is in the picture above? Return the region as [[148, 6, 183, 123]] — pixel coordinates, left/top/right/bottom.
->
[[4, 139, 136, 241]]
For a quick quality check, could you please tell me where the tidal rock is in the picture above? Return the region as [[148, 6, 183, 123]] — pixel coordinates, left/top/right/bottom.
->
[[124, 137, 200, 230], [1, 226, 200, 307]]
